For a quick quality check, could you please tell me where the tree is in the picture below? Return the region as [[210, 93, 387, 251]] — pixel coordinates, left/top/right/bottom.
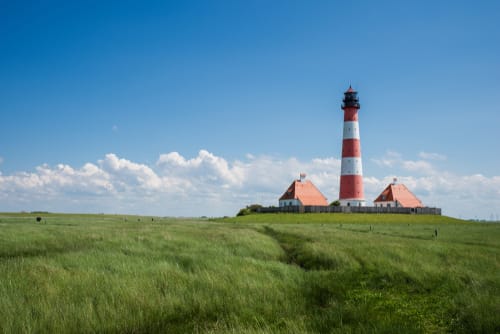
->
[[330, 200, 341, 207]]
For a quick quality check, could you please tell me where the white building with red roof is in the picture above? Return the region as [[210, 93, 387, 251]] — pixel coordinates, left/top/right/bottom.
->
[[279, 174, 328, 207], [373, 179, 423, 208]]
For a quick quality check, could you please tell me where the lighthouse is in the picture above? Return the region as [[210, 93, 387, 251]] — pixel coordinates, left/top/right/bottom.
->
[[339, 86, 365, 206]]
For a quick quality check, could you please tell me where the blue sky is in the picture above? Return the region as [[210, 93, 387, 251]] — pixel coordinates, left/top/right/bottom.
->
[[1, 1, 499, 219]]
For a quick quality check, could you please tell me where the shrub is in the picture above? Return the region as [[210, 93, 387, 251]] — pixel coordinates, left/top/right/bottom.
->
[[236, 204, 263, 216], [236, 208, 251, 216]]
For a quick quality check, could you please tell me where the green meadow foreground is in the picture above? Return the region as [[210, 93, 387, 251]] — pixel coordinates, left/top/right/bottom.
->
[[0, 213, 498, 333]]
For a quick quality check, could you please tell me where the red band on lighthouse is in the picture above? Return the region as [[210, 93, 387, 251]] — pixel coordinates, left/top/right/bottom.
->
[[339, 86, 365, 207], [341, 139, 361, 157], [339, 175, 364, 199], [343, 109, 359, 122]]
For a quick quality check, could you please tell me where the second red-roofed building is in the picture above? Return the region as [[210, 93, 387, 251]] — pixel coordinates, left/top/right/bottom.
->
[[279, 174, 328, 207], [373, 179, 423, 208]]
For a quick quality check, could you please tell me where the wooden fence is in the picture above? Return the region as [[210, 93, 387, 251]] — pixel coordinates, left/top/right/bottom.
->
[[258, 206, 441, 215]]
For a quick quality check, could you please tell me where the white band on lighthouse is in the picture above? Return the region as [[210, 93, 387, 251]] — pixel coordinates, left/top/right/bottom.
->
[[340, 157, 363, 175], [342, 121, 360, 140]]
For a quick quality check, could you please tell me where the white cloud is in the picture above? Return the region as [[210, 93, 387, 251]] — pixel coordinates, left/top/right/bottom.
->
[[157, 150, 245, 187], [100, 153, 163, 190], [373, 150, 439, 175], [372, 150, 401, 168], [0, 150, 499, 219], [418, 151, 447, 161], [402, 160, 435, 174]]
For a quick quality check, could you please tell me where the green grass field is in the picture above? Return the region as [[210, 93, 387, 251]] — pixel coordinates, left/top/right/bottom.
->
[[0, 212, 499, 333]]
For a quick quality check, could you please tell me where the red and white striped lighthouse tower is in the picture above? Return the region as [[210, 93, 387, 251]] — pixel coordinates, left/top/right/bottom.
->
[[339, 86, 365, 206]]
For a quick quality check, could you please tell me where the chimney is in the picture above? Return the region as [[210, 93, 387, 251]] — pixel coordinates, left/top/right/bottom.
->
[[299, 173, 306, 182]]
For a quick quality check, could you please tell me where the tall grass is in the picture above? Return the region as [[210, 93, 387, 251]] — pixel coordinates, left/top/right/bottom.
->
[[0, 213, 499, 333]]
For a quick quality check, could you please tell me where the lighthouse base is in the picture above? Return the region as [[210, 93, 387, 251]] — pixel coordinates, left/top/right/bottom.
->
[[340, 199, 366, 207]]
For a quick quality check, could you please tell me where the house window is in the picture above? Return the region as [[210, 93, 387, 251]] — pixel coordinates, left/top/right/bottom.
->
[[387, 203, 391, 208]]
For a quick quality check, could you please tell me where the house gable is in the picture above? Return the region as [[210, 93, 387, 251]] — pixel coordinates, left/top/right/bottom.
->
[[374, 183, 423, 208], [279, 179, 328, 206]]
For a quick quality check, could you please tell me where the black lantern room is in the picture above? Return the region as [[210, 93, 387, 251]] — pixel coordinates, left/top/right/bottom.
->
[[342, 86, 360, 109]]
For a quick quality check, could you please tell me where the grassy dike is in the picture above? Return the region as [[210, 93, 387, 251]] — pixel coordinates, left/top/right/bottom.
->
[[0, 212, 499, 333]]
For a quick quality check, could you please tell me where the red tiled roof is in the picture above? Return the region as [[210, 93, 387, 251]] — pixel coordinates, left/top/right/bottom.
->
[[374, 183, 423, 207], [279, 180, 328, 206]]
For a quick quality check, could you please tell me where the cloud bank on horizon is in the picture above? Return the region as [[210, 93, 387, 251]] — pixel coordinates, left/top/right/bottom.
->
[[1, 150, 498, 220]]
